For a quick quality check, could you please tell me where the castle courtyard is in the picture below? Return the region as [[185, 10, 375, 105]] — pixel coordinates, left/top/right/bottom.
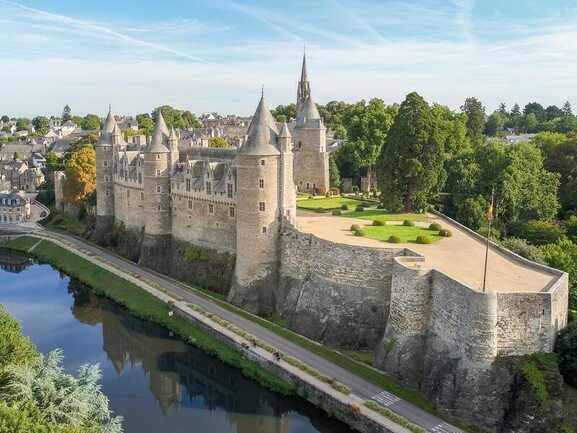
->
[[296, 210, 556, 294]]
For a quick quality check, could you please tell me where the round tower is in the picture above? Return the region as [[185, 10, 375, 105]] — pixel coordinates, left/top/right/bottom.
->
[[229, 93, 282, 315], [143, 111, 171, 237], [95, 108, 116, 228]]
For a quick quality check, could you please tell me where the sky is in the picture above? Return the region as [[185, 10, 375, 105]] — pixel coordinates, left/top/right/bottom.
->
[[1, 0, 577, 118]]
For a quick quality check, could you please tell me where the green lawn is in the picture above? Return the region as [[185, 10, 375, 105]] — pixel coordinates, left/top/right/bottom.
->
[[297, 196, 374, 212], [344, 209, 429, 222], [359, 224, 443, 244]]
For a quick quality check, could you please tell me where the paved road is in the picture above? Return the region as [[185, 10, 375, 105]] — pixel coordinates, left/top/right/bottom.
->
[[8, 226, 464, 433]]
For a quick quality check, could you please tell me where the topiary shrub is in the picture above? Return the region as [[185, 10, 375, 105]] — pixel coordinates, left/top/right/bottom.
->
[[355, 205, 365, 212], [403, 220, 415, 227], [350, 224, 360, 232], [388, 235, 401, 243], [429, 222, 442, 231], [555, 321, 577, 387], [353, 229, 363, 237], [341, 204, 349, 211], [439, 229, 452, 237], [373, 220, 385, 226], [416, 235, 432, 244], [332, 210, 341, 216], [500, 237, 545, 263]]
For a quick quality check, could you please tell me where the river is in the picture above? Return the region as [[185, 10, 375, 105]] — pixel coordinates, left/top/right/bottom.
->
[[0, 249, 354, 433]]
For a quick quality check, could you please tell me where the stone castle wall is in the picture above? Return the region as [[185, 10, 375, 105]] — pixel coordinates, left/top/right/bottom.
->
[[113, 181, 144, 230], [277, 224, 414, 349]]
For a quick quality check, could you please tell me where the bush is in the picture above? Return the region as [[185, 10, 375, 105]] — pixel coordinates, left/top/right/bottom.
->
[[388, 235, 401, 243], [501, 237, 545, 264], [541, 240, 577, 310], [341, 204, 349, 211], [439, 229, 452, 237], [429, 222, 442, 231], [332, 210, 341, 216], [477, 226, 502, 240], [416, 235, 432, 244], [522, 220, 565, 246], [555, 321, 577, 387], [565, 216, 577, 243], [372, 220, 385, 226], [350, 224, 360, 232], [403, 220, 415, 227], [353, 229, 363, 237], [0, 305, 37, 370], [456, 195, 489, 230], [355, 205, 365, 212], [377, 204, 385, 210]]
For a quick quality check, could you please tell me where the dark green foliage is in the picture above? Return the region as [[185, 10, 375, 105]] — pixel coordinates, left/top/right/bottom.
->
[[520, 359, 549, 403], [388, 235, 401, 243], [0, 306, 37, 370], [416, 235, 432, 244], [545, 140, 577, 214], [461, 97, 486, 146], [373, 220, 385, 226], [329, 154, 341, 188], [184, 245, 210, 262], [439, 229, 452, 237], [500, 238, 545, 263], [353, 229, 363, 237], [477, 226, 502, 240], [355, 205, 365, 212], [566, 216, 577, 243], [403, 220, 415, 227], [340, 204, 349, 211], [541, 240, 577, 310], [515, 220, 565, 246], [350, 224, 360, 231], [378, 92, 445, 212], [0, 402, 88, 433], [555, 321, 577, 387], [332, 210, 341, 216], [429, 222, 442, 231]]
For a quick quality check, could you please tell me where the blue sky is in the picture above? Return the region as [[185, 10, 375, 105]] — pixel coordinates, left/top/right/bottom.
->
[[2, 0, 577, 117]]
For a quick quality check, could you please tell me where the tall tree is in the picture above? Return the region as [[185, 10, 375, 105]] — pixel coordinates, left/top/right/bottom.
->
[[545, 105, 563, 121], [62, 104, 72, 122], [207, 137, 230, 148], [135, 113, 154, 136], [562, 101, 573, 116], [1, 115, 9, 123], [377, 92, 445, 212], [63, 146, 96, 204], [511, 103, 521, 117], [329, 154, 341, 188], [485, 112, 506, 137], [32, 116, 50, 135], [81, 114, 100, 131], [544, 140, 577, 214], [460, 97, 486, 146], [523, 102, 545, 121], [271, 104, 296, 122], [182, 110, 201, 128], [15, 118, 30, 132], [497, 103, 508, 116]]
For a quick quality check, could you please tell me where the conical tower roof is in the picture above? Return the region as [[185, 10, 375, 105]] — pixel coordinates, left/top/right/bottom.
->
[[300, 52, 308, 83], [146, 112, 169, 153], [279, 122, 291, 138], [103, 107, 117, 134], [239, 93, 280, 156], [296, 96, 321, 128]]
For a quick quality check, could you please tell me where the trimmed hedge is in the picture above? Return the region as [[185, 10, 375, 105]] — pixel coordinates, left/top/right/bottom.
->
[[353, 229, 364, 237], [350, 224, 360, 232], [403, 220, 415, 227], [388, 235, 401, 244], [439, 229, 452, 238], [341, 204, 349, 211], [429, 223, 442, 231], [355, 205, 365, 212], [332, 210, 342, 216], [373, 220, 385, 226], [416, 235, 432, 244]]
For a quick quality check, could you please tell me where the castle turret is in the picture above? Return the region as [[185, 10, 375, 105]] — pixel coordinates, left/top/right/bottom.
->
[[168, 127, 179, 173], [229, 93, 286, 315], [95, 107, 116, 228], [279, 122, 296, 225], [143, 111, 171, 237]]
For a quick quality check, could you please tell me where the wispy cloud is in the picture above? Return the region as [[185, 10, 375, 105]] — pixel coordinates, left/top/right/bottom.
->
[[0, 0, 208, 62]]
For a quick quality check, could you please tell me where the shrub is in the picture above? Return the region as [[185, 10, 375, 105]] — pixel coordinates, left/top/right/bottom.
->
[[565, 215, 577, 243], [0, 305, 37, 370], [353, 229, 363, 237], [332, 210, 341, 216], [372, 220, 385, 226], [522, 220, 565, 246], [403, 220, 415, 227], [416, 235, 432, 244], [340, 204, 349, 211], [388, 235, 401, 244], [501, 237, 545, 264], [377, 204, 385, 210], [350, 224, 360, 232], [456, 195, 488, 230], [429, 222, 442, 231], [439, 229, 452, 237], [477, 226, 502, 240], [355, 205, 365, 212], [541, 240, 577, 310]]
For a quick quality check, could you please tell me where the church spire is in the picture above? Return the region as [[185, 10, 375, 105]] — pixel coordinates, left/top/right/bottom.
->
[[296, 50, 311, 116]]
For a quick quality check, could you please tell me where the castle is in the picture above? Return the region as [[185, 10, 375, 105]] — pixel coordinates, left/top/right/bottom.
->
[[95, 55, 328, 311]]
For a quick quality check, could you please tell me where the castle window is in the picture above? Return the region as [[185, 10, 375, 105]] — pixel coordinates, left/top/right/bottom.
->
[[262, 226, 267, 233], [186, 179, 191, 192], [127, 190, 130, 198], [227, 184, 233, 198], [259, 179, 264, 189], [138, 173, 142, 184], [298, 141, 302, 149], [103, 161, 108, 167], [208, 204, 214, 214], [104, 176, 109, 182], [229, 207, 235, 217], [140, 192, 144, 201], [260, 159, 265, 166], [206, 182, 212, 194], [156, 154, 160, 160], [156, 169, 161, 176], [158, 205, 161, 210], [105, 189, 110, 197], [259, 202, 265, 212], [188, 199, 192, 209], [157, 185, 161, 193]]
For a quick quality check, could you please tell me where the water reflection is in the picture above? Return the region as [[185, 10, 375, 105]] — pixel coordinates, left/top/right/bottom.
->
[[1, 259, 353, 433], [0, 247, 33, 274]]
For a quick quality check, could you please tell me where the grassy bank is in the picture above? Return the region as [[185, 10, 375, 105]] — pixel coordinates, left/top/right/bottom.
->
[[6, 236, 294, 396]]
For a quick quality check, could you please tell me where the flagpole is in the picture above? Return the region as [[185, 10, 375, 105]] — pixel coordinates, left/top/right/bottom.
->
[[482, 188, 494, 293]]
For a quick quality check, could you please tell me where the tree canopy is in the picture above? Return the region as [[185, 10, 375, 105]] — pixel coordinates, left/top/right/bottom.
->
[[63, 146, 96, 204], [208, 136, 230, 148], [461, 97, 486, 146], [81, 114, 101, 131], [32, 116, 50, 135]]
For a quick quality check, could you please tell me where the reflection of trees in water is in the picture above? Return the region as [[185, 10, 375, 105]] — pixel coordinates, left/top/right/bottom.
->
[[67, 279, 351, 433], [0, 248, 33, 274]]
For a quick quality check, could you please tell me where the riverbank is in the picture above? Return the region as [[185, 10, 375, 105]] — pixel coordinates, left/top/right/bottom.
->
[[3, 234, 425, 433]]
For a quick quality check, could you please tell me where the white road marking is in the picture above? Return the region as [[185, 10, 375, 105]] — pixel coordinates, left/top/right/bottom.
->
[[371, 390, 401, 407], [431, 423, 459, 433]]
